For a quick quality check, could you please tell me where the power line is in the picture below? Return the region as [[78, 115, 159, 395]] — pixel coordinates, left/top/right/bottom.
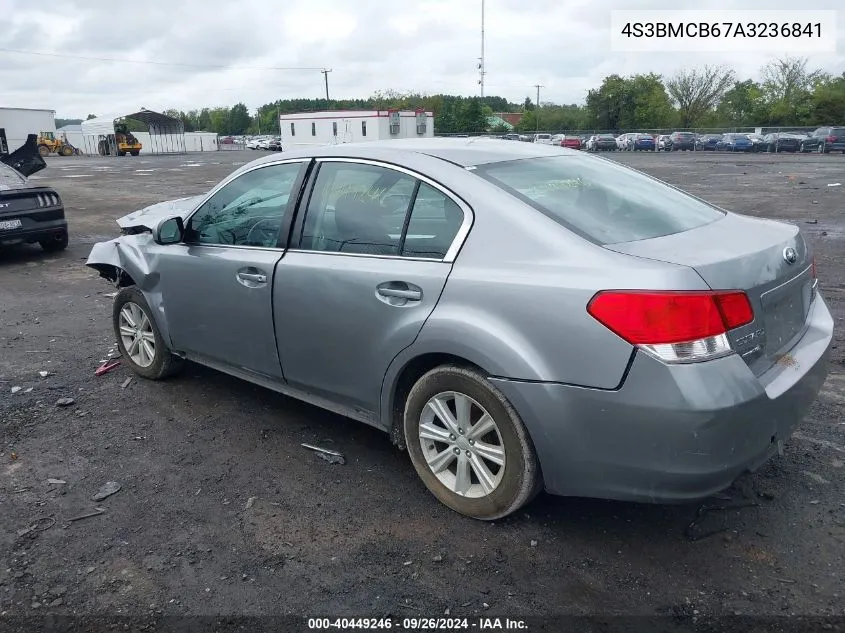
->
[[0, 47, 324, 71]]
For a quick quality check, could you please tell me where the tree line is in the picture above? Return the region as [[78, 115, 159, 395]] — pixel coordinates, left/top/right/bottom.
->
[[62, 56, 844, 136]]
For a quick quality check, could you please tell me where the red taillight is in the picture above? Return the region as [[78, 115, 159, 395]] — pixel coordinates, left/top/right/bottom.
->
[[587, 290, 753, 345], [825, 136, 836, 142]]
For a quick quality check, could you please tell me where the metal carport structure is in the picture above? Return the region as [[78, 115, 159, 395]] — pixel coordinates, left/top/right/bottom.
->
[[80, 109, 186, 156]]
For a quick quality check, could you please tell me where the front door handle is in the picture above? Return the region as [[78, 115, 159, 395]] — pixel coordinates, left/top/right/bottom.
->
[[238, 272, 267, 283], [236, 268, 268, 287]]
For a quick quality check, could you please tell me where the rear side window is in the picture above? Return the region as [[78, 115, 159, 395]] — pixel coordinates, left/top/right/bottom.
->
[[475, 156, 724, 245], [299, 162, 464, 259], [831, 128, 845, 136], [401, 183, 464, 259]]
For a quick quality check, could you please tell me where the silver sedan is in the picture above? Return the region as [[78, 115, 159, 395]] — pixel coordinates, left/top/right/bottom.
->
[[87, 138, 833, 520]]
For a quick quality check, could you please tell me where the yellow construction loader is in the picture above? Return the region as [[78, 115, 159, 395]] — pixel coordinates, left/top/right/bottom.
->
[[37, 132, 75, 157]]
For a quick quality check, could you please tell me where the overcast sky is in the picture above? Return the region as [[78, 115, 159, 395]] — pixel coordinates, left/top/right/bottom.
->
[[1, 0, 843, 119]]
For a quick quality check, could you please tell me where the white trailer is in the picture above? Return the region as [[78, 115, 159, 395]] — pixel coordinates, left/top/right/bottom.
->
[[278, 109, 434, 149], [0, 107, 56, 152]]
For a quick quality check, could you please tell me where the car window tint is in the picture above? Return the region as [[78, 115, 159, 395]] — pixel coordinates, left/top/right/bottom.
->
[[186, 162, 302, 247], [476, 156, 723, 246], [300, 162, 417, 256], [401, 183, 464, 259]]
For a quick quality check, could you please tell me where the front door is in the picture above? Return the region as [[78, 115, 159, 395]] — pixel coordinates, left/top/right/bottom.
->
[[157, 160, 307, 380], [273, 159, 468, 415]]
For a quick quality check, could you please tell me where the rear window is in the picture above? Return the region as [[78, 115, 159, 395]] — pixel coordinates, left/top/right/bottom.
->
[[475, 156, 724, 245], [0, 163, 26, 187], [831, 128, 845, 136]]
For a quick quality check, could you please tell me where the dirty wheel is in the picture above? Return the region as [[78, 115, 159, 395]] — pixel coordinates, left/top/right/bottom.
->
[[112, 287, 182, 380], [130, 150, 140, 156], [403, 365, 541, 520], [59, 146, 73, 157], [39, 231, 68, 252], [38, 144, 50, 157]]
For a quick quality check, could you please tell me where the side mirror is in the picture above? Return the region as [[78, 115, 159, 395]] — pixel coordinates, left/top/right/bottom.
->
[[152, 216, 184, 245]]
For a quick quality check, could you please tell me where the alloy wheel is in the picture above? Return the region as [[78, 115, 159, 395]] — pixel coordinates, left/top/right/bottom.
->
[[118, 302, 156, 368], [418, 391, 506, 498]]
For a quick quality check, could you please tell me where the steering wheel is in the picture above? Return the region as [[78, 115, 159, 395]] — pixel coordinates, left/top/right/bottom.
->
[[246, 218, 280, 247]]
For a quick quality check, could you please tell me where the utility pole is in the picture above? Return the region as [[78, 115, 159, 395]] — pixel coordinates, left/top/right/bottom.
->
[[321, 68, 332, 110], [478, 0, 485, 98], [534, 84, 543, 134], [256, 109, 261, 135]]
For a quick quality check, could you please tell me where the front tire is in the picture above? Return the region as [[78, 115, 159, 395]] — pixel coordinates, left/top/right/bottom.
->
[[112, 287, 183, 380], [403, 365, 541, 520], [38, 144, 50, 157]]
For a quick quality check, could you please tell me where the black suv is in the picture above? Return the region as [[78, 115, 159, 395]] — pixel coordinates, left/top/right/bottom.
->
[[800, 127, 845, 154], [0, 134, 69, 252], [668, 131, 696, 151]]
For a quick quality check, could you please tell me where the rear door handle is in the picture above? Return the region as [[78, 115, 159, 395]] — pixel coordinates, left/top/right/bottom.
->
[[376, 282, 423, 306], [378, 287, 421, 300]]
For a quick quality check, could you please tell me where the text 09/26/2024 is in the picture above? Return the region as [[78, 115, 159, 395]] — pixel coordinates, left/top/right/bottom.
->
[[610, 10, 837, 53]]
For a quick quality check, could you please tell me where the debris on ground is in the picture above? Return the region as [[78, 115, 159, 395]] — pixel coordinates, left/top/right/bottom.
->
[[24, 387, 33, 393], [47, 478, 66, 485], [432, 554, 443, 562], [530, 540, 538, 547], [827, 183, 841, 187], [685, 499, 759, 541], [95, 359, 121, 376], [301, 443, 346, 465], [806, 219, 819, 224], [55, 397, 75, 407], [11, 386, 22, 394], [68, 508, 105, 522], [121, 377, 133, 389], [245, 496, 256, 510], [17, 516, 56, 537], [803, 471, 830, 485], [39, 370, 54, 377], [91, 481, 121, 502]]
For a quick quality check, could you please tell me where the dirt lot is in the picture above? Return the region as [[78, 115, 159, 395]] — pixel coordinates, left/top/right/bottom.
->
[[1, 149, 843, 624]]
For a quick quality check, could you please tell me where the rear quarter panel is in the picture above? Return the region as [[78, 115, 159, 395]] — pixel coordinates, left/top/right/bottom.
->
[[384, 163, 712, 392]]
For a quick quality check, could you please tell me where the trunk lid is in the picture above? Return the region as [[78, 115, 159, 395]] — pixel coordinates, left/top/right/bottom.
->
[[606, 213, 815, 376]]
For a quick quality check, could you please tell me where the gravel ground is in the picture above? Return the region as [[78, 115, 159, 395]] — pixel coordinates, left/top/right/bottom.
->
[[1, 149, 843, 626]]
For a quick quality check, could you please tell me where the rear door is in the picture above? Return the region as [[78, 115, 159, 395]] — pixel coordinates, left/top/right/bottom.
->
[[272, 158, 470, 416]]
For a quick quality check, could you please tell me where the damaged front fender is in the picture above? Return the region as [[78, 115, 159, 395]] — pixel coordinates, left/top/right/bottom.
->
[[86, 234, 173, 347]]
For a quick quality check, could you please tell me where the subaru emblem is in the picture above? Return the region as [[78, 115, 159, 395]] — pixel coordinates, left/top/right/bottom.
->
[[783, 247, 798, 264]]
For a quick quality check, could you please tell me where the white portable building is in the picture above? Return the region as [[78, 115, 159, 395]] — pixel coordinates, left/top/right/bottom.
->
[[278, 110, 434, 149], [0, 107, 56, 151]]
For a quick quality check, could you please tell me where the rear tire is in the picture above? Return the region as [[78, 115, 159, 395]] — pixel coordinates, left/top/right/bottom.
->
[[118, 151, 126, 157], [112, 287, 183, 381], [403, 365, 541, 520], [130, 150, 140, 156], [38, 144, 50, 157], [58, 146, 73, 157]]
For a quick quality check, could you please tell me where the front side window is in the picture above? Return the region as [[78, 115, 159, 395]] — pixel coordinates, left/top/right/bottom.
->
[[185, 162, 303, 247], [300, 162, 417, 255], [476, 156, 723, 245]]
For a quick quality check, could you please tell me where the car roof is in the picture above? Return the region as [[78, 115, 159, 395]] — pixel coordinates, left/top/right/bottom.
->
[[251, 138, 568, 168]]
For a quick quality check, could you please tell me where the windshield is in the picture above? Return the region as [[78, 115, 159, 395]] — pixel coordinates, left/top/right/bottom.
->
[[475, 156, 724, 245]]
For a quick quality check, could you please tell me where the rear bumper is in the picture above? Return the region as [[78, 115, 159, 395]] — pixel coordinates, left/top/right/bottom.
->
[[491, 294, 833, 503], [0, 208, 67, 245]]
